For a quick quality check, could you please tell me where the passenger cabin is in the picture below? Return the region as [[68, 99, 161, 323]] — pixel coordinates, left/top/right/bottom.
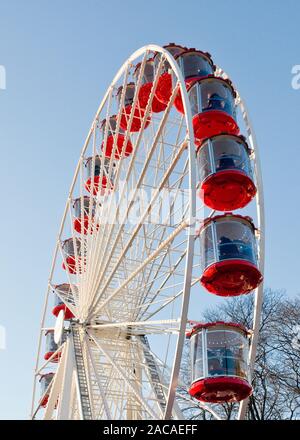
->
[[85, 156, 114, 196], [62, 237, 82, 274], [39, 373, 54, 408], [189, 76, 239, 146], [73, 196, 99, 235], [199, 214, 263, 296], [52, 294, 74, 320], [154, 43, 187, 105], [44, 330, 65, 363], [134, 59, 167, 113], [174, 49, 215, 114], [100, 115, 133, 159], [117, 83, 151, 132], [187, 322, 252, 403], [197, 134, 256, 211]]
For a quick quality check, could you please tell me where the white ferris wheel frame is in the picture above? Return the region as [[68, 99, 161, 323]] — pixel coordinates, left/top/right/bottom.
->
[[30, 44, 265, 421]]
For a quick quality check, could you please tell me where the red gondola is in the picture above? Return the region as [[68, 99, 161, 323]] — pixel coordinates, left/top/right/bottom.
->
[[134, 59, 167, 113], [101, 115, 133, 159], [199, 214, 263, 296], [117, 83, 151, 132], [187, 322, 252, 403], [85, 156, 114, 196], [73, 196, 99, 235], [53, 284, 76, 321], [62, 238, 83, 275], [189, 76, 240, 146], [39, 373, 54, 408], [52, 294, 74, 320], [173, 49, 215, 114], [44, 330, 62, 362], [154, 43, 187, 105], [197, 134, 257, 211]]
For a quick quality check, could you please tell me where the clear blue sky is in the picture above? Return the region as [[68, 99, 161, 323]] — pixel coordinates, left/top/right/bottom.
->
[[0, 0, 299, 419]]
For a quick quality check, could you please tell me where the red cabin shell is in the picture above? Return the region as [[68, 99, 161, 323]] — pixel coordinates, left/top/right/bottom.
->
[[198, 134, 257, 211], [52, 296, 74, 320], [62, 256, 79, 274], [201, 259, 262, 297], [40, 394, 49, 408], [101, 115, 133, 159], [199, 214, 263, 296], [189, 376, 252, 403], [155, 72, 173, 106], [52, 303, 74, 320], [186, 320, 250, 338], [85, 175, 113, 196], [201, 170, 257, 212], [74, 217, 89, 235]]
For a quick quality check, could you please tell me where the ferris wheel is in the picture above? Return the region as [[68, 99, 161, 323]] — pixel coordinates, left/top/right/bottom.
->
[[31, 44, 264, 421]]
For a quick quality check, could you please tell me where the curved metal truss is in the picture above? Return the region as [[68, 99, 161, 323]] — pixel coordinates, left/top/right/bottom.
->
[[31, 45, 264, 421]]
